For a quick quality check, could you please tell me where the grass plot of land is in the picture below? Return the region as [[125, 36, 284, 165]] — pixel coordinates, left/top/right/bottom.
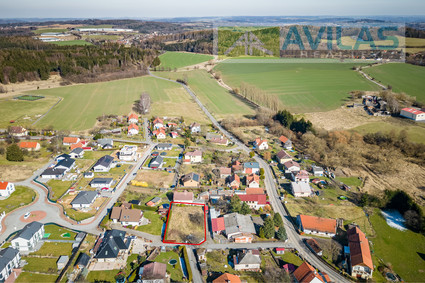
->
[[164, 204, 205, 244], [215, 60, 380, 113], [0, 186, 36, 214], [159, 52, 214, 69]]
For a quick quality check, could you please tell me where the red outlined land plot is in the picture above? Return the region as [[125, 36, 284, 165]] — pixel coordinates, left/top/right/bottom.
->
[[162, 202, 207, 245]]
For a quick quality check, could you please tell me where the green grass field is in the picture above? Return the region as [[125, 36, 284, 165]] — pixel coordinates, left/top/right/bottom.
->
[[0, 96, 58, 128], [16, 272, 56, 283], [215, 60, 380, 113], [363, 63, 425, 103], [51, 40, 92, 46], [154, 251, 183, 281], [158, 52, 214, 69], [154, 70, 255, 117], [0, 186, 36, 214], [22, 257, 58, 273], [47, 180, 73, 201], [352, 118, 425, 144], [43, 224, 77, 240], [370, 209, 425, 282], [32, 242, 73, 257], [136, 210, 163, 235], [32, 76, 207, 130]]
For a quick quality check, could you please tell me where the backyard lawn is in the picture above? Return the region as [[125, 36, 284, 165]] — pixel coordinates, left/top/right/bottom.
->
[[0, 186, 36, 214], [47, 180, 73, 201], [137, 210, 164, 235], [22, 257, 58, 273], [154, 251, 183, 281], [16, 272, 56, 283], [32, 242, 73, 257], [43, 224, 77, 240]]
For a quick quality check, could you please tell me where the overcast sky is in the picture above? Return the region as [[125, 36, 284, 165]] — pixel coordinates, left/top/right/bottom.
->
[[1, 0, 424, 18]]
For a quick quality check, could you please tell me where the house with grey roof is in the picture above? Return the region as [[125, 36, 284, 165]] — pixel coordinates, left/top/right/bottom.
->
[[0, 247, 20, 282], [149, 155, 164, 169], [11, 222, 44, 252], [55, 153, 71, 162], [70, 147, 84, 159], [89, 178, 114, 188], [71, 191, 98, 209], [97, 138, 114, 149], [40, 168, 66, 179], [156, 143, 172, 151], [54, 157, 76, 172], [95, 230, 131, 263], [93, 155, 114, 172], [234, 250, 261, 271], [57, 255, 69, 270], [74, 253, 90, 270], [223, 213, 256, 241]]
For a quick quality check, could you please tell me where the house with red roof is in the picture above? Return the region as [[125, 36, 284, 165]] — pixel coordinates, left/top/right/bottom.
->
[[297, 214, 337, 237], [153, 117, 164, 129], [170, 131, 178, 139], [231, 160, 243, 173], [167, 122, 177, 128], [18, 141, 40, 151], [227, 174, 240, 189], [63, 137, 80, 146], [275, 247, 285, 254], [246, 173, 260, 188], [239, 194, 267, 210], [128, 123, 139, 136], [218, 167, 232, 179], [293, 170, 309, 183], [279, 135, 292, 149], [211, 217, 225, 234], [400, 107, 425, 121], [293, 262, 329, 283], [254, 137, 268, 150], [152, 128, 166, 139], [212, 273, 241, 283], [276, 149, 292, 164], [347, 226, 373, 279], [284, 160, 300, 173], [70, 140, 88, 151], [245, 187, 264, 195], [0, 181, 15, 197], [128, 113, 138, 124]]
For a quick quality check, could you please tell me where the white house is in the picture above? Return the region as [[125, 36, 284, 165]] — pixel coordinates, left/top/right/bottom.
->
[[70, 147, 84, 159], [93, 155, 114, 172], [284, 160, 301, 174], [128, 113, 139, 124], [190, 122, 201, 133], [71, 191, 98, 209], [0, 247, 20, 282], [312, 166, 324, 177], [254, 138, 268, 150], [291, 182, 313, 197], [293, 170, 309, 183], [119, 145, 138, 161], [89, 178, 114, 188], [234, 250, 261, 271], [184, 150, 202, 164], [128, 124, 139, 136], [0, 182, 15, 197], [40, 168, 66, 179], [153, 117, 164, 129], [11, 222, 44, 252], [400, 107, 425, 121]]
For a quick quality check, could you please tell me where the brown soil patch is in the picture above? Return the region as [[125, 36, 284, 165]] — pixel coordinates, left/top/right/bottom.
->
[[20, 210, 47, 223], [0, 75, 66, 99], [304, 106, 390, 132], [165, 204, 205, 244], [0, 164, 38, 182], [134, 170, 175, 188]]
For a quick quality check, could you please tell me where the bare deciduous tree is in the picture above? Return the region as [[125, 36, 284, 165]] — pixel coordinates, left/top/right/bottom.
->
[[133, 92, 151, 114]]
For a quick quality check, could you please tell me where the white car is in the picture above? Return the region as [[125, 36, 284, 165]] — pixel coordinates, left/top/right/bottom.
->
[[24, 212, 31, 219]]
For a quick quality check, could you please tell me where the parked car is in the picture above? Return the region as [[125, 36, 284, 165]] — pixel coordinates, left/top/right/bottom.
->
[[24, 212, 31, 219]]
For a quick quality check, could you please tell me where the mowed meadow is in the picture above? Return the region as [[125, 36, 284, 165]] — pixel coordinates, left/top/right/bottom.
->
[[215, 60, 381, 113], [363, 63, 425, 103], [154, 70, 255, 118], [31, 76, 208, 131], [158, 52, 214, 69]]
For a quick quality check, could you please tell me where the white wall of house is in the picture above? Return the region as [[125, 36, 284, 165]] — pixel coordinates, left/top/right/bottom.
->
[[234, 263, 260, 271], [93, 165, 111, 172], [11, 226, 44, 252], [0, 251, 20, 281], [0, 183, 15, 197], [351, 265, 373, 279]]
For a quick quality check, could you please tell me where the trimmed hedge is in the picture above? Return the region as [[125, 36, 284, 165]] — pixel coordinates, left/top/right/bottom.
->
[[180, 246, 193, 282]]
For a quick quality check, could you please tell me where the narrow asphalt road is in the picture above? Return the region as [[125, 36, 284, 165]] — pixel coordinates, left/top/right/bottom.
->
[[148, 69, 349, 283]]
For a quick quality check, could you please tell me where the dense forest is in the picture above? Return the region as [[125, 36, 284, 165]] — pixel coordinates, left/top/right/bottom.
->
[[0, 36, 158, 84], [138, 30, 213, 54]]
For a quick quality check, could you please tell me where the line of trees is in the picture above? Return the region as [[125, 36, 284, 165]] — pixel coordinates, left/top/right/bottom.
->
[[237, 82, 283, 111], [274, 109, 314, 134], [0, 36, 157, 84]]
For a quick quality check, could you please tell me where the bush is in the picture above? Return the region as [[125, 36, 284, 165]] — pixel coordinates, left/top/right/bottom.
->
[[6, 143, 23, 161]]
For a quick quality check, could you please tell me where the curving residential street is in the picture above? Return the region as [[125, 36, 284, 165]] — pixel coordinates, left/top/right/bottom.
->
[[148, 69, 349, 283]]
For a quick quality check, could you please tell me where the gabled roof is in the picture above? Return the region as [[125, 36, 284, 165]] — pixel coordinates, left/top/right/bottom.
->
[[9, 126, 26, 134], [71, 191, 98, 205], [13, 221, 43, 240], [63, 137, 79, 144], [157, 143, 172, 149], [173, 190, 193, 202], [182, 172, 200, 183], [291, 182, 312, 195], [128, 123, 139, 131], [210, 137, 228, 144], [41, 168, 66, 176], [239, 194, 267, 205], [245, 187, 264, 195], [186, 150, 202, 157], [244, 162, 259, 169], [238, 252, 261, 265], [298, 215, 336, 234], [254, 138, 267, 147], [213, 273, 241, 283], [190, 122, 201, 128], [150, 155, 164, 166], [219, 167, 232, 175], [0, 182, 10, 190], [306, 238, 322, 254], [140, 262, 167, 280], [211, 217, 225, 232], [224, 213, 255, 235], [0, 247, 20, 271], [276, 150, 291, 160], [401, 107, 425, 115], [18, 141, 39, 149], [90, 178, 113, 186], [296, 170, 309, 179], [96, 229, 128, 259], [293, 262, 324, 283], [284, 160, 300, 169], [128, 113, 138, 120], [347, 226, 373, 270], [55, 157, 75, 169], [229, 174, 240, 184], [70, 147, 84, 154], [111, 206, 142, 223], [246, 173, 259, 184], [279, 135, 289, 143], [93, 155, 114, 169], [153, 117, 164, 124]]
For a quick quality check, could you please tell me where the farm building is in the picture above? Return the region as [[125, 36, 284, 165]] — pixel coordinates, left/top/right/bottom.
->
[[347, 226, 373, 279], [400, 107, 425, 121], [297, 214, 337, 237], [18, 141, 40, 151]]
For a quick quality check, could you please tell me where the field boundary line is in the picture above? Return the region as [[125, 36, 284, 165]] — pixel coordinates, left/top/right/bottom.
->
[[32, 97, 63, 126]]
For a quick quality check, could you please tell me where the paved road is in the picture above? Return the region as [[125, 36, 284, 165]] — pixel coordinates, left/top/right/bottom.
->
[[187, 247, 204, 283], [149, 69, 349, 283]]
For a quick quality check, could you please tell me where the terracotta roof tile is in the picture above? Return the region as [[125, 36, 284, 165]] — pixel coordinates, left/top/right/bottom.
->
[[299, 215, 336, 234]]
